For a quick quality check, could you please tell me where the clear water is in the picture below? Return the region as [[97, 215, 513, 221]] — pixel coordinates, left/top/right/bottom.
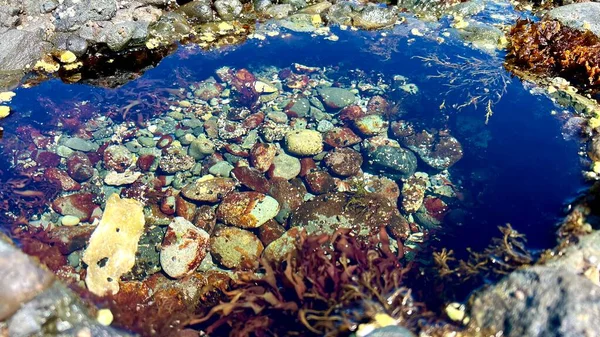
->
[[0, 26, 585, 258]]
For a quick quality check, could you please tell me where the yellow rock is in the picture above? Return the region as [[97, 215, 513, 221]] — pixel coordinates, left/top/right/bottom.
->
[[254, 80, 278, 94], [82, 194, 145, 296], [97, 309, 114, 326], [445, 302, 470, 324], [59, 50, 77, 63], [0, 106, 10, 119], [34, 58, 60, 73], [285, 129, 323, 156], [592, 161, 600, 174], [452, 16, 469, 29], [218, 22, 234, 31], [311, 14, 322, 27], [63, 61, 83, 71], [589, 117, 600, 129], [146, 38, 160, 49], [0, 91, 15, 102], [498, 35, 508, 49]]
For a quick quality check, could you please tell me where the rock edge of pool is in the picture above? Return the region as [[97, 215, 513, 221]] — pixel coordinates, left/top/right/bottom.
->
[[2, 0, 600, 337]]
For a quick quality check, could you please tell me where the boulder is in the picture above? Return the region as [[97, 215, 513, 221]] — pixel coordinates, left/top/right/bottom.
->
[[469, 266, 600, 337], [546, 3, 600, 38]]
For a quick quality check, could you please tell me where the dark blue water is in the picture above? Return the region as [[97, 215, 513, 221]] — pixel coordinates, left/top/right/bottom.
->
[[0, 28, 585, 252]]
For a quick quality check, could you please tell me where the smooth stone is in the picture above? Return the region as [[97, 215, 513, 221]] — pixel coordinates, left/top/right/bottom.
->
[[60, 215, 80, 227], [160, 217, 210, 279], [208, 161, 234, 177], [285, 129, 323, 156], [63, 137, 98, 152]]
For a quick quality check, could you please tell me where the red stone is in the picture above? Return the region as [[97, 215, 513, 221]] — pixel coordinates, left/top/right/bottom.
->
[[137, 154, 156, 172], [268, 177, 304, 215], [67, 152, 94, 182], [324, 148, 363, 177], [35, 151, 61, 167], [175, 194, 197, 222], [324, 127, 362, 148], [193, 205, 217, 233], [44, 168, 81, 191], [45, 225, 96, 254], [52, 193, 97, 221], [366, 95, 390, 115], [231, 166, 271, 194], [157, 134, 174, 149], [257, 219, 286, 246], [338, 105, 365, 123], [299, 158, 317, 177], [304, 170, 335, 195], [160, 194, 177, 216], [250, 143, 277, 173], [242, 112, 265, 130], [423, 197, 449, 222]]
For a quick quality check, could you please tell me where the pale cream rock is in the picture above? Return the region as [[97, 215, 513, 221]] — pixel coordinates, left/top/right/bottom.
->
[[104, 171, 142, 186], [285, 129, 323, 156], [82, 194, 145, 296]]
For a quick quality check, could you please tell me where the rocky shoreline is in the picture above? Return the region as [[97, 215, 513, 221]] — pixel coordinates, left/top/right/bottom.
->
[[2, 0, 600, 337]]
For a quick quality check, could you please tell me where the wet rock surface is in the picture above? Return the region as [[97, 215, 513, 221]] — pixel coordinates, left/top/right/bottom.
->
[[0, 238, 132, 336], [469, 266, 600, 337], [0, 5, 594, 336], [209, 226, 264, 270], [546, 3, 600, 38]]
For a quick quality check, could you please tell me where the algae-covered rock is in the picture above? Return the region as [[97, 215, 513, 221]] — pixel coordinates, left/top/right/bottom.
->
[[217, 191, 280, 228], [160, 217, 210, 279], [82, 193, 145, 296]]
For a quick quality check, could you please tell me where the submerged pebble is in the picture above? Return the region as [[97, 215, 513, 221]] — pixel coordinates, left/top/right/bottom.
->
[[160, 217, 210, 279]]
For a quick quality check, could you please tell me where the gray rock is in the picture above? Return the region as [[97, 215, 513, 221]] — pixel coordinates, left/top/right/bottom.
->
[[317, 86, 356, 109], [0, 239, 132, 337], [209, 161, 234, 177], [546, 3, 600, 38], [214, 0, 243, 20], [22, 0, 55, 15], [54, 0, 118, 31], [178, 0, 215, 23], [149, 12, 192, 43], [326, 2, 355, 26], [62, 137, 99, 152], [365, 326, 416, 337], [0, 29, 51, 72], [139, 0, 168, 6], [254, 0, 272, 12], [265, 4, 294, 19], [105, 21, 136, 50], [365, 145, 417, 179], [8, 282, 134, 337], [469, 266, 600, 337], [457, 21, 503, 50], [0, 8, 19, 30], [287, 98, 310, 117], [66, 35, 89, 55], [353, 4, 397, 30], [0, 239, 54, 320], [281, 0, 307, 10], [278, 13, 317, 32]]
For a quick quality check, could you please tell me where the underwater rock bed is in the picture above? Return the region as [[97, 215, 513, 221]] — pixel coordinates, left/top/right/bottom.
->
[[0, 2, 597, 336]]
